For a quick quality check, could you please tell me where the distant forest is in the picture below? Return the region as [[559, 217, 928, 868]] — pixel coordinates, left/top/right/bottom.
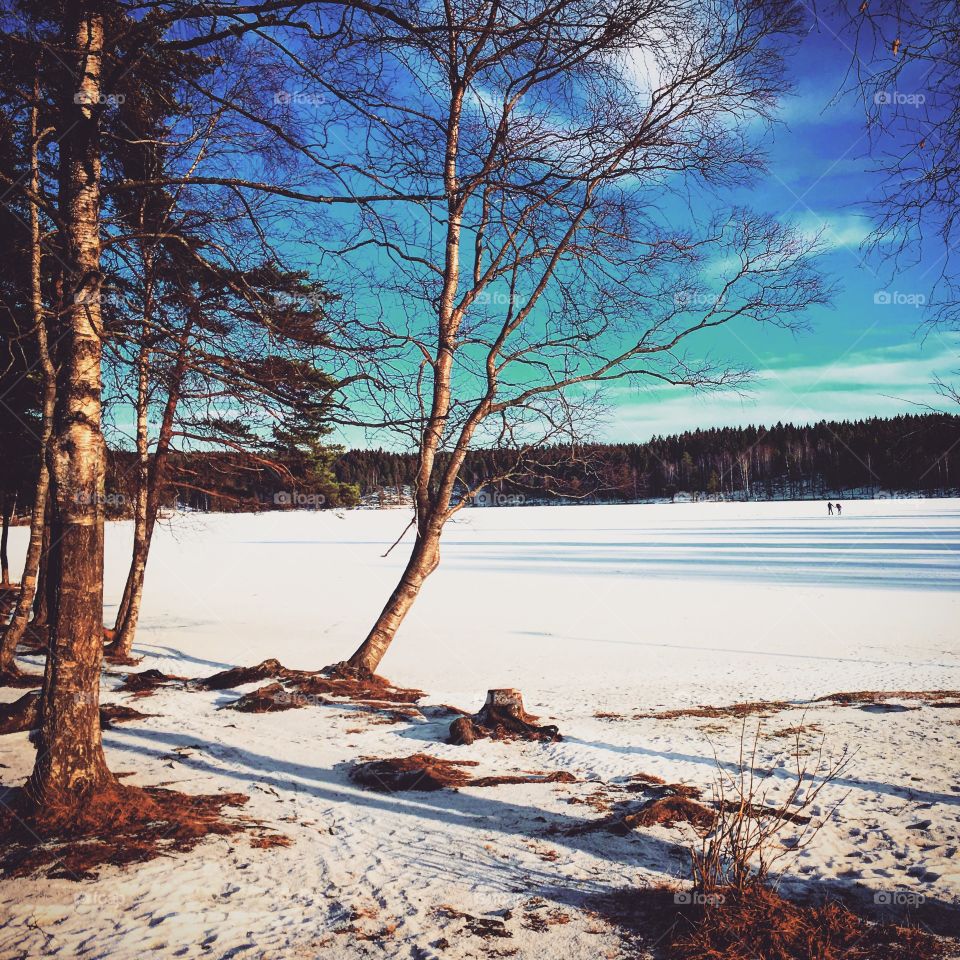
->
[[98, 413, 960, 514]]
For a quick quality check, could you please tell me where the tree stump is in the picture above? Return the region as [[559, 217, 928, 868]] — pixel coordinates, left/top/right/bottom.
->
[[448, 689, 561, 744]]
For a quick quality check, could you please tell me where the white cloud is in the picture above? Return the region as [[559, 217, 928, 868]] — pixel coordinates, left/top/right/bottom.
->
[[792, 211, 873, 251], [608, 338, 960, 440]]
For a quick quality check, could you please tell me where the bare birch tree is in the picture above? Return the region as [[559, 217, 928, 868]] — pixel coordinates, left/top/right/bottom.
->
[[283, 0, 832, 673]]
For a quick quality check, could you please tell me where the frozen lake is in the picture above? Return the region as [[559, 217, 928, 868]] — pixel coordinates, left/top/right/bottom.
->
[[2, 499, 958, 959]]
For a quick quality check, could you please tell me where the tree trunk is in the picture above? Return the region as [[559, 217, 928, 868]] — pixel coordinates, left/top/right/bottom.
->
[[108, 501, 156, 659], [0, 495, 11, 586], [111, 331, 151, 648], [0, 95, 57, 674], [347, 526, 441, 674], [32, 498, 51, 628], [28, 7, 113, 809], [109, 309, 187, 661]]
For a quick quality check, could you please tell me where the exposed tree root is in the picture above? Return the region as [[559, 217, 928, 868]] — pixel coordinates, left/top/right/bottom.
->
[[350, 753, 478, 791], [98, 703, 152, 728], [0, 783, 250, 878], [195, 660, 427, 727], [592, 779, 714, 833], [472, 770, 577, 788], [195, 658, 297, 690], [198, 658, 424, 702], [0, 667, 43, 688], [228, 682, 300, 713], [434, 905, 512, 940], [625, 772, 668, 788], [667, 883, 949, 960], [572, 774, 813, 835], [294, 671, 424, 704], [249, 833, 292, 849], [349, 753, 577, 792], [625, 692, 960, 724], [0, 694, 154, 734], [0, 691, 39, 734], [117, 668, 188, 697], [621, 795, 716, 831]]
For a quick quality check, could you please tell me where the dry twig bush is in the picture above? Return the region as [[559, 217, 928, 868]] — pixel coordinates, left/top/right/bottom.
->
[[662, 722, 950, 958], [690, 719, 852, 893]]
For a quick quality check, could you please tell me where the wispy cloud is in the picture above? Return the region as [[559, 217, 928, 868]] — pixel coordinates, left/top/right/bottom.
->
[[793, 211, 873, 250], [608, 339, 960, 440]]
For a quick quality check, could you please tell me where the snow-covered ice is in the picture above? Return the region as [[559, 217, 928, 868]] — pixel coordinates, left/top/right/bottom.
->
[[1, 498, 958, 958]]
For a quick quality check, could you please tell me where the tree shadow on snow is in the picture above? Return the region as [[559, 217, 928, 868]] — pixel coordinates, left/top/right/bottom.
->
[[100, 723, 960, 936]]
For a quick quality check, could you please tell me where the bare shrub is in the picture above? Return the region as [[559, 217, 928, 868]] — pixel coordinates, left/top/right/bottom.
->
[[690, 719, 853, 894]]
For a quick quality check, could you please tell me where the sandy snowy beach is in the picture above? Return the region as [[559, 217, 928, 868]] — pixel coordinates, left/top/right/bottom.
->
[[1, 498, 959, 958]]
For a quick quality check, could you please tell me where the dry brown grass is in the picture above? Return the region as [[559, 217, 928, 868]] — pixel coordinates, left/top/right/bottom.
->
[[668, 884, 949, 960], [249, 833, 292, 848], [0, 783, 250, 878], [634, 701, 792, 721], [816, 689, 960, 704]]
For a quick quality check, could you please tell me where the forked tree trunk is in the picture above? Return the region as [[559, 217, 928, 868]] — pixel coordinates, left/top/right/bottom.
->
[[347, 526, 441, 673], [28, 7, 113, 808], [0, 96, 57, 674]]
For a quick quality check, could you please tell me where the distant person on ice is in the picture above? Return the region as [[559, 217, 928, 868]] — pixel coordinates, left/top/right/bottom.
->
[[836, 503, 842, 516], [827, 503, 833, 516]]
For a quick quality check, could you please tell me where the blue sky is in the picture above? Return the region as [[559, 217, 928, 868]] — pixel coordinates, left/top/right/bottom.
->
[[603, 19, 960, 442]]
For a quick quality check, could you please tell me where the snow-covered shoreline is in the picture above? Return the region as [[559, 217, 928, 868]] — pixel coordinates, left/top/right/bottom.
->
[[1, 499, 958, 958]]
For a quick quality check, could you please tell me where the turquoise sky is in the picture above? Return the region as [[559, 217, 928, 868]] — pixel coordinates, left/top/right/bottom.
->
[[325, 15, 959, 452], [600, 21, 959, 442]]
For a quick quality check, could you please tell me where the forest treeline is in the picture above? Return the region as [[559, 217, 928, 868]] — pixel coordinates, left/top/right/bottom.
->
[[91, 412, 960, 514]]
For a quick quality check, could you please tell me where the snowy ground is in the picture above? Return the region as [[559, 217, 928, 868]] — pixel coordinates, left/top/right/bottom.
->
[[1, 499, 959, 958]]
